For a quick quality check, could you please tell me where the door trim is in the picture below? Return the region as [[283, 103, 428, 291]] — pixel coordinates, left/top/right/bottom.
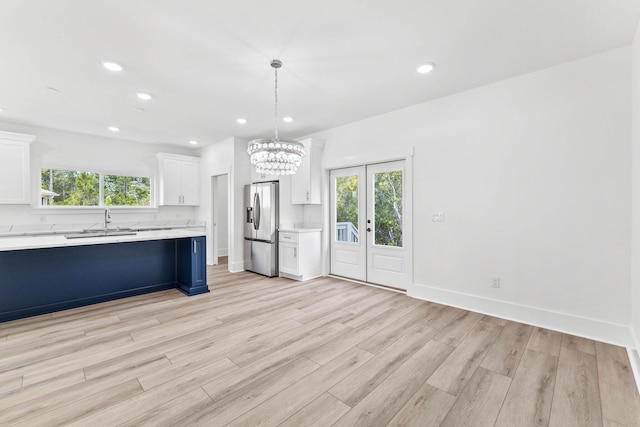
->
[[209, 172, 230, 268], [324, 146, 414, 170]]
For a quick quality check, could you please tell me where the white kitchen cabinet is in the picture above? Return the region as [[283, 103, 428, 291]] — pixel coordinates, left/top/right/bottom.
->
[[0, 131, 35, 205], [157, 153, 200, 206], [291, 138, 324, 204], [279, 229, 322, 281], [279, 242, 298, 275]]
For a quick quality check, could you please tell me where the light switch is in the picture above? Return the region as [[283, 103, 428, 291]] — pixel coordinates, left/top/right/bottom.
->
[[432, 212, 444, 222]]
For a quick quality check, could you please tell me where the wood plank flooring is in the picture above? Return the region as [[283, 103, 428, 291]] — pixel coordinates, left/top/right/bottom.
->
[[1, 257, 639, 426]]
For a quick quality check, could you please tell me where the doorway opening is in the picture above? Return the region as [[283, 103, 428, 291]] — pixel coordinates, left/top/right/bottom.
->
[[210, 174, 229, 266], [330, 160, 412, 290]]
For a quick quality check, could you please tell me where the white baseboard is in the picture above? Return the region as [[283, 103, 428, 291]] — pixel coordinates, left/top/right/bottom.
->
[[280, 272, 323, 282], [228, 260, 244, 273], [409, 282, 633, 348], [629, 326, 640, 395]]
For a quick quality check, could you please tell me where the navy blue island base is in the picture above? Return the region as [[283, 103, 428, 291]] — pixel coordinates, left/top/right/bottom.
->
[[0, 236, 208, 323]]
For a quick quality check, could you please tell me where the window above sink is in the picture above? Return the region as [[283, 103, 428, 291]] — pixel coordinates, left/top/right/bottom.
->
[[40, 168, 152, 208]]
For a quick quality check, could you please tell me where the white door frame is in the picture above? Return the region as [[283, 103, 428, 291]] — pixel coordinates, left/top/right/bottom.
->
[[210, 172, 230, 267], [211, 175, 220, 266]]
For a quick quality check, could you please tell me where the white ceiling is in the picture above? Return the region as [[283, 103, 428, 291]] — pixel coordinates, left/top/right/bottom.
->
[[0, 1, 639, 148]]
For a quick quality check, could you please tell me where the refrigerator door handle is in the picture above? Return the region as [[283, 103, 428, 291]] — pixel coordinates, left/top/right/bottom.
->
[[254, 192, 261, 230]]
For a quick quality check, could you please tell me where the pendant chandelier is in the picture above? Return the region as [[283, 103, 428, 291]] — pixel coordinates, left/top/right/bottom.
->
[[247, 59, 305, 175]]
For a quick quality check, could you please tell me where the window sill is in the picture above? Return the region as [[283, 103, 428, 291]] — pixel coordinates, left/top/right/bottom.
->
[[32, 206, 159, 214]]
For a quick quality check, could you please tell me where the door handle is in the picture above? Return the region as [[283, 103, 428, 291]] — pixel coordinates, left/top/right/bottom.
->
[[294, 248, 297, 258], [193, 240, 197, 253], [253, 193, 262, 230]]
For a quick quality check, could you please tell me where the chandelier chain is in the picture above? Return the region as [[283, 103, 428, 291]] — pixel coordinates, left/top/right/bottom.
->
[[274, 66, 279, 139]]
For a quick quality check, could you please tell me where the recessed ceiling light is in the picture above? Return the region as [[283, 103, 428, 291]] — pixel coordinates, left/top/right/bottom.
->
[[417, 63, 436, 74], [236, 118, 247, 124], [108, 126, 120, 132], [45, 87, 61, 93], [136, 92, 153, 101], [283, 116, 293, 123], [189, 140, 198, 145], [101, 61, 124, 72]]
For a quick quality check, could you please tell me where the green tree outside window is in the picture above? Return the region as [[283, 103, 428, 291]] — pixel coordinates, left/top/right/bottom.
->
[[373, 171, 403, 247], [336, 175, 358, 224], [41, 168, 150, 207], [104, 175, 150, 206]]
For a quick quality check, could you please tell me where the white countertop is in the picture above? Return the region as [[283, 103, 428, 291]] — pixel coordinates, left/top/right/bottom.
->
[[278, 228, 323, 233], [0, 228, 206, 252]]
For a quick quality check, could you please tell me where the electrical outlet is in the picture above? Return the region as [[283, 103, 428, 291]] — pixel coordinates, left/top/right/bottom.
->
[[491, 277, 500, 288], [432, 212, 445, 222]]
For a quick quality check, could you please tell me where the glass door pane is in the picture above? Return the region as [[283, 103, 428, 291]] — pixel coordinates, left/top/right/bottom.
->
[[335, 175, 359, 243], [372, 170, 403, 247]]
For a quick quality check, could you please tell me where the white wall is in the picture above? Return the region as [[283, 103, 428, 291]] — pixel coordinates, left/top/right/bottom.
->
[[310, 47, 633, 345], [630, 19, 640, 374], [0, 121, 198, 227], [232, 138, 252, 271], [198, 137, 233, 266], [198, 136, 253, 271]]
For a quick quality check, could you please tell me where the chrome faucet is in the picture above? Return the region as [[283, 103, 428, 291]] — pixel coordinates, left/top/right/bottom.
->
[[104, 208, 111, 229]]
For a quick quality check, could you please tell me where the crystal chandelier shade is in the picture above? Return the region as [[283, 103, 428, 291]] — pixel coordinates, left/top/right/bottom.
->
[[247, 59, 304, 176], [248, 138, 304, 175]]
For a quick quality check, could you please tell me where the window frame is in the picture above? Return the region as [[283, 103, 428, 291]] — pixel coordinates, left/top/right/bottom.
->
[[37, 166, 156, 210]]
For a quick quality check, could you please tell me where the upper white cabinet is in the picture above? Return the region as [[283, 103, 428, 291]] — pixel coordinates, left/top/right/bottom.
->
[[157, 153, 200, 206], [0, 131, 35, 204], [291, 138, 324, 204]]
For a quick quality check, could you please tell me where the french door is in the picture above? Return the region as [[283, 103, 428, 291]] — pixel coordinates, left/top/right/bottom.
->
[[330, 160, 410, 290]]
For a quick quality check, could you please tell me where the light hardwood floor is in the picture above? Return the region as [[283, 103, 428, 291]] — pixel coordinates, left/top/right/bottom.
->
[[1, 257, 639, 426]]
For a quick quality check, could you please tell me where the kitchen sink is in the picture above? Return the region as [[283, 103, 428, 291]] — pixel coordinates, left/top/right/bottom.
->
[[64, 229, 137, 239]]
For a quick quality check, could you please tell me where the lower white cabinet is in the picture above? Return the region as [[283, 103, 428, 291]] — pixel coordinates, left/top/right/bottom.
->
[[279, 229, 322, 281]]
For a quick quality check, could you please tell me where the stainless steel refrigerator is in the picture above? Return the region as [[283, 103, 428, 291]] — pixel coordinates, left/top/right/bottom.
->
[[244, 181, 279, 277]]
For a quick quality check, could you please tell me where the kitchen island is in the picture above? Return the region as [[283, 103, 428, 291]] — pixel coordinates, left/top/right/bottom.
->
[[0, 229, 208, 323]]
